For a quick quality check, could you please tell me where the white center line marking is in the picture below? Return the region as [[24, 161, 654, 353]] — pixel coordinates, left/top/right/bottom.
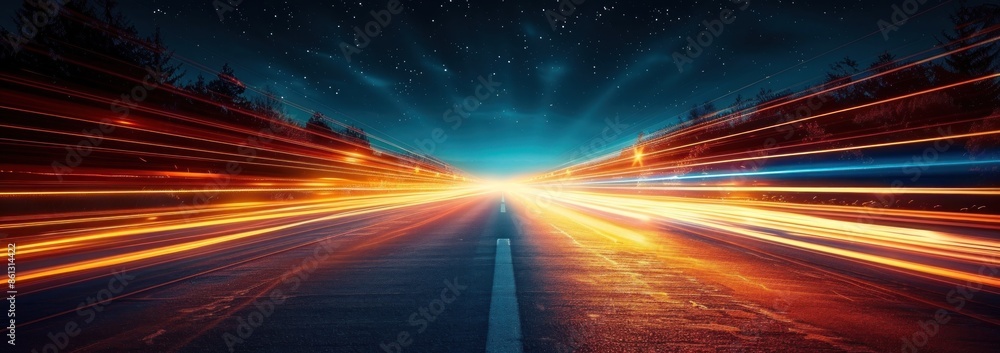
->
[[486, 239, 523, 353], [500, 204, 506, 213]]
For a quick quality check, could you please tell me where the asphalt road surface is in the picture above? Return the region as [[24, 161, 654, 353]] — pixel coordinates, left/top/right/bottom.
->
[[15, 193, 1000, 353]]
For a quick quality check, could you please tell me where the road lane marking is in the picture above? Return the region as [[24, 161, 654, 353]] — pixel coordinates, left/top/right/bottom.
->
[[500, 204, 506, 213], [486, 239, 523, 353]]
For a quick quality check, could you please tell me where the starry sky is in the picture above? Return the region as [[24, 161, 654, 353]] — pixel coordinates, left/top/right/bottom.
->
[[1, 0, 982, 177]]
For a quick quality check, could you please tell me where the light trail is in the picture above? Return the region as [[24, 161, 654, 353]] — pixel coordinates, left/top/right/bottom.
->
[[13, 186, 489, 281], [508, 186, 1000, 289], [1, 13, 997, 340], [538, 74, 1000, 183], [562, 186, 1000, 196], [512, 31, 1000, 293], [0, 50, 487, 288]]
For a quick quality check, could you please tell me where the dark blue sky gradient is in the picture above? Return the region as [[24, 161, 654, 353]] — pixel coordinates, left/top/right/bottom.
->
[[2, 0, 980, 177]]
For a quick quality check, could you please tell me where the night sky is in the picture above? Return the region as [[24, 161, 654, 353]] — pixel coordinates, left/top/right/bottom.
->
[[1, 0, 978, 177]]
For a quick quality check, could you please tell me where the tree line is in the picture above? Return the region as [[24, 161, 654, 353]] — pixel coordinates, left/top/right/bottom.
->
[[0, 0, 464, 181], [1, 0, 377, 155]]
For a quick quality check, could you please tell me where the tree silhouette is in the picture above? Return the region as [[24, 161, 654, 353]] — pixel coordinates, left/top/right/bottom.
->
[[207, 63, 248, 109], [687, 101, 717, 122], [825, 56, 862, 103], [186, 74, 209, 95], [343, 125, 371, 148], [305, 112, 341, 146], [140, 27, 183, 86], [755, 88, 778, 105], [0, 0, 404, 183], [938, 1, 1000, 110]]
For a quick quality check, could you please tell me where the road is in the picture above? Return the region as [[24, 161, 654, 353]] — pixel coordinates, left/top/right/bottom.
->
[[14, 192, 1000, 353]]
